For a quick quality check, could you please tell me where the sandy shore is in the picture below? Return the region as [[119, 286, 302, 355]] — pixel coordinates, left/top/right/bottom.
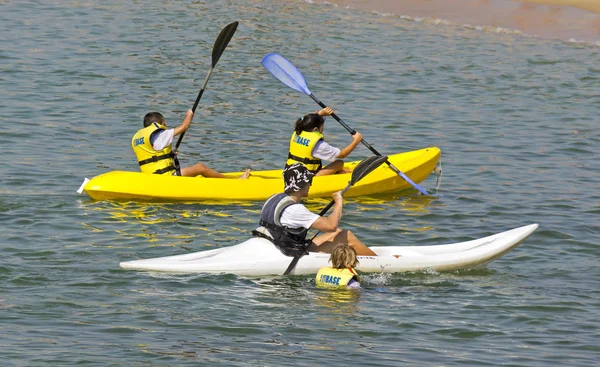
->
[[321, 0, 600, 42], [523, 0, 599, 13]]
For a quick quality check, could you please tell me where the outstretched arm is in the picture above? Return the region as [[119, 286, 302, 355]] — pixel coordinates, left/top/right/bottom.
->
[[337, 131, 363, 158], [316, 107, 362, 159], [173, 110, 194, 137]]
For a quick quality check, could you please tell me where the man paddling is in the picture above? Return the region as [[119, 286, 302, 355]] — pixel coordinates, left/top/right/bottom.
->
[[132, 110, 250, 178], [253, 163, 376, 256]]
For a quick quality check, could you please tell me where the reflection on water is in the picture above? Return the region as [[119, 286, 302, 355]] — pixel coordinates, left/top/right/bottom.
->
[[354, 192, 440, 213], [301, 187, 440, 212], [77, 200, 256, 248], [79, 200, 239, 221], [314, 288, 363, 318], [77, 187, 443, 251]]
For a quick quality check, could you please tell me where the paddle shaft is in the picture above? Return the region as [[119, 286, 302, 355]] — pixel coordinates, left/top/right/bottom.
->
[[174, 21, 238, 156], [308, 94, 429, 195], [174, 68, 214, 152], [316, 184, 350, 218]]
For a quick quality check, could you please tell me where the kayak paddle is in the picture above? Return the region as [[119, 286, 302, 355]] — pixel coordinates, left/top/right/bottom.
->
[[173, 21, 239, 171], [261, 53, 430, 195], [283, 155, 389, 275]]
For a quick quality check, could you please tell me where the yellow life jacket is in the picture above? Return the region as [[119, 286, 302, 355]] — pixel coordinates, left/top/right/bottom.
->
[[286, 130, 324, 173], [315, 267, 360, 287], [131, 122, 176, 175]]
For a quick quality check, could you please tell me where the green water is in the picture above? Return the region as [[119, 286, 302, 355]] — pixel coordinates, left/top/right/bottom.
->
[[1, 1, 598, 366]]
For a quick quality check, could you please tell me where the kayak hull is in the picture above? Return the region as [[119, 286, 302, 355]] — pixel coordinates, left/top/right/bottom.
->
[[82, 147, 440, 202], [119, 224, 538, 276]]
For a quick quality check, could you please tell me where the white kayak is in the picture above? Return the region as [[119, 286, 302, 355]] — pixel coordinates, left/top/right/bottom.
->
[[119, 224, 538, 276]]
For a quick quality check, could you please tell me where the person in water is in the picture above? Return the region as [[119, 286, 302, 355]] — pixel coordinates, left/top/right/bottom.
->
[[131, 110, 250, 178], [253, 163, 377, 257], [316, 244, 361, 288], [286, 107, 363, 176]]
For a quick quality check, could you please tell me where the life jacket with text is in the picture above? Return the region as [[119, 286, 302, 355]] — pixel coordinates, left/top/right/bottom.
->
[[252, 193, 311, 257], [315, 267, 360, 288], [285, 130, 324, 173], [131, 122, 176, 175]]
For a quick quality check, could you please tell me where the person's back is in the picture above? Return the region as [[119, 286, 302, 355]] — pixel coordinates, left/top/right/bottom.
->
[[132, 112, 177, 175], [286, 108, 362, 176], [315, 244, 361, 289], [131, 110, 250, 178]]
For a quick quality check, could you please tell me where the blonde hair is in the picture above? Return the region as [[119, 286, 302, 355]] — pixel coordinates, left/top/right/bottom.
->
[[329, 244, 359, 269]]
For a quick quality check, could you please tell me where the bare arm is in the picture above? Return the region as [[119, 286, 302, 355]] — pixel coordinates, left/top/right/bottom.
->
[[337, 131, 363, 159], [173, 110, 194, 137], [317, 107, 334, 117], [309, 191, 343, 232], [316, 107, 362, 159]]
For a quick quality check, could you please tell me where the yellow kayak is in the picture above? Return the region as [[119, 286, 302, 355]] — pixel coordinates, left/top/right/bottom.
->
[[80, 147, 440, 203]]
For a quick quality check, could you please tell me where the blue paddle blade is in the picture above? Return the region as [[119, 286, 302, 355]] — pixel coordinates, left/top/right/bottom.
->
[[261, 53, 311, 95]]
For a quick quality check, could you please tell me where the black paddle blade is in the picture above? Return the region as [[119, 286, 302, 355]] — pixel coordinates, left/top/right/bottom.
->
[[350, 155, 388, 185], [316, 155, 388, 217], [211, 21, 238, 67]]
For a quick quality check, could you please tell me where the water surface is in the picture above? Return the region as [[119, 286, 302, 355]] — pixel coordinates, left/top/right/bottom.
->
[[1, 1, 599, 365]]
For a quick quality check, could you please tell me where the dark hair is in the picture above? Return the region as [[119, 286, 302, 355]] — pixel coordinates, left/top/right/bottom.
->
[[143, 112, 164, 127], [294, 113, 324, 135]]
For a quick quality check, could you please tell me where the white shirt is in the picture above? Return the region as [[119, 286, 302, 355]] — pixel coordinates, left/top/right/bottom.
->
[[280, 203, 320, 229], [312, 140, 340, 162], [150, 129, 175, 151]]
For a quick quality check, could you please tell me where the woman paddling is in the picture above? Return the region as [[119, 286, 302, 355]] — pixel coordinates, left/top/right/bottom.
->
[[253, 163, 376, 257], [132, 110, 250, 178], [286, 107, 363, 176]]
